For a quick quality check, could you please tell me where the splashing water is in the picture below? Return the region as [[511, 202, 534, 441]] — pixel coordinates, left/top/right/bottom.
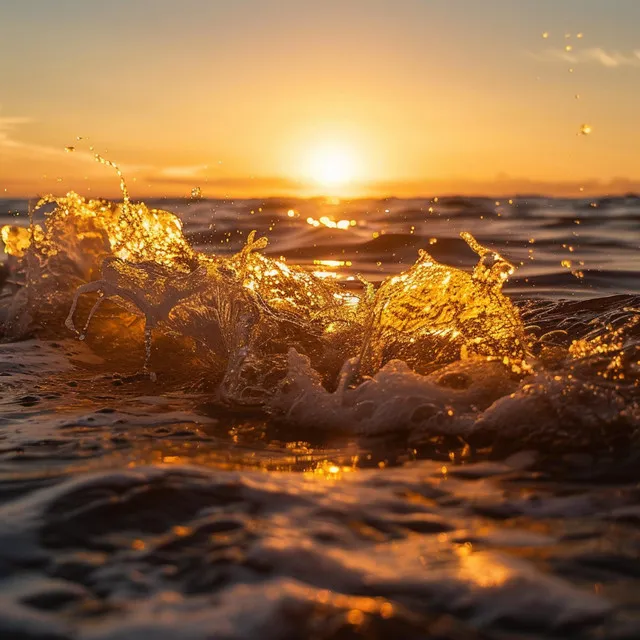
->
[[1, 171, 526, 396], [358, 232, 527, 377], [1, 159, 639, 443]]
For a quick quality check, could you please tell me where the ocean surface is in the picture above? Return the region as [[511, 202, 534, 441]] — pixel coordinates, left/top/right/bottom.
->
[[1, 193, 640, 639]]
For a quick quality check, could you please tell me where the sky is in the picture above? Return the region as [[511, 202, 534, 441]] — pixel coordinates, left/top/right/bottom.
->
[[1, 0, 640, 198]]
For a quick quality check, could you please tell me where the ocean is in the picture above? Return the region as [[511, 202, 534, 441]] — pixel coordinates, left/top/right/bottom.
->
[[1, 192, 639, 639]]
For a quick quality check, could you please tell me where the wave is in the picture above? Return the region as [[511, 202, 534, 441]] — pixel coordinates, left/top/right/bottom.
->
[[0, 172, 638, 454]]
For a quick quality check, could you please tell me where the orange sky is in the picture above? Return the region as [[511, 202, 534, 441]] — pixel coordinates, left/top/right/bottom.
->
[[1, 0, 640, 198]]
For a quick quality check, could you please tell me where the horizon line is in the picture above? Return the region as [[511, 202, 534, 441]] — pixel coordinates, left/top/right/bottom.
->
[[3, 189, 640, 203]]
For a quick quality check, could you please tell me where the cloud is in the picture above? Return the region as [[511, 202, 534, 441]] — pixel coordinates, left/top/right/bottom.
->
[[0, 116, 34, 147], [0, 117, 226, 197], [146, 173, 306, 194], [0, 114, 153, 191], [534, 47, 640, 68], [360, 176, 640, 198], [0, 114, 89, 160], [0, 116, 33, 130], [158, 165, 210, 179]]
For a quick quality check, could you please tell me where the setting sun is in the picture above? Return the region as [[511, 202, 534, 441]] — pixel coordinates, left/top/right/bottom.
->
[[308, 145, 357, 187]]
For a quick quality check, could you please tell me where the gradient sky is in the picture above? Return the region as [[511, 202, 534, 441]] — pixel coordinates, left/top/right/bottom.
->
[[1, 0, 640, 198]]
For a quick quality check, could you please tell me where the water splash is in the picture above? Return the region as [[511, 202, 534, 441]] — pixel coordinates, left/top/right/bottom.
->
[[1, 159, 637, 424], [1, 185, 528, 398], [359, 232, 527, 377]]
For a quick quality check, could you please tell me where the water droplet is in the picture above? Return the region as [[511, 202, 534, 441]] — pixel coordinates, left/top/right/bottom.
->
[[64, 146, 75, 153], [579, 124, 593, 136]]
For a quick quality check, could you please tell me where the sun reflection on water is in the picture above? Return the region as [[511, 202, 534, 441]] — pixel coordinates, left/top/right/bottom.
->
[[307, 461, 356, 480], [456, 546, 512, 589]]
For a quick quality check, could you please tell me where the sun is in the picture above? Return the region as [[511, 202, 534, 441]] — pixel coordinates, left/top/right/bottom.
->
[[308, 145, 356, 187]]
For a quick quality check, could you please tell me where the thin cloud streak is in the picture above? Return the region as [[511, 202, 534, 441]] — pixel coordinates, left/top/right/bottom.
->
[[0, 115, 34, 147], [533, 47, 640, 68], [147, 174, 304, 190], [0, 116, 34, 130], [0, 116, 173, 188], [0, 115, 97, 162], [158, 165, 211, 179]]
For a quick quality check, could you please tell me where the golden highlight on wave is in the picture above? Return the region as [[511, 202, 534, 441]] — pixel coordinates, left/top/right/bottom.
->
[[8, 155, 627, 417]]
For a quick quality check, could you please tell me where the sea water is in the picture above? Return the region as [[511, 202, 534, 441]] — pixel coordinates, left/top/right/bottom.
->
[[1, 189, 639, 639]]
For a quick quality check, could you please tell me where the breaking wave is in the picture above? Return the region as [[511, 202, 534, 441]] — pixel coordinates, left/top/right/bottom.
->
[[1, 163, 639, 452]]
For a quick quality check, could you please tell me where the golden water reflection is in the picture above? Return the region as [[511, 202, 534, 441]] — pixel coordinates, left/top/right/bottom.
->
[[456, 545, 512, 589]]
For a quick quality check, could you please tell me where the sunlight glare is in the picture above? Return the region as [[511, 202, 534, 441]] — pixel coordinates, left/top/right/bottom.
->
[[308, 145, 357, 187]]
